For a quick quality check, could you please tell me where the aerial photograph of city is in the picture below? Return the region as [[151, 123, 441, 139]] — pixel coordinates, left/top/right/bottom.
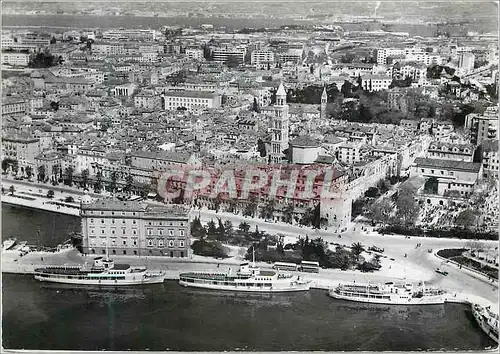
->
[[1, 0, 499, 352]]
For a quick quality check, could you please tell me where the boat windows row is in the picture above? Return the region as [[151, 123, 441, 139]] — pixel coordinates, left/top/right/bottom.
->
[[36, 274, 127, 280], [182, 278, 273, 287]]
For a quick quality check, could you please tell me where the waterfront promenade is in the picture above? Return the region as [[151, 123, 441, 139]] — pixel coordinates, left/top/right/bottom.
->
[[2, 178, 498, 308]]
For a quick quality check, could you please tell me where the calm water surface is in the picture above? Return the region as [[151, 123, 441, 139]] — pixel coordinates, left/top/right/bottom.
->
[[2, 204, 81, 246], [2, 275, 496, 351], [2, 14, 494, 36], [1, 205, 496, 351]]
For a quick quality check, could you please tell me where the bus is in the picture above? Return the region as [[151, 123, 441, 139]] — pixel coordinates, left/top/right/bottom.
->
[[299, 261, 320, 273], [273, 262, 298, 272]]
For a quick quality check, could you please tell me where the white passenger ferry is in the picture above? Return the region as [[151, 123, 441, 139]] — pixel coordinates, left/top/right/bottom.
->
[[329, 281, 447, 305], [34, 256, 165, 286], [179, 250, 310, 293], [179, 263, 310, 293], [472, 303, 499, 343]]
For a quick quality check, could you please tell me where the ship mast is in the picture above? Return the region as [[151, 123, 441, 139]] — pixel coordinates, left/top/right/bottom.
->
[[252, 245, 255, 267]]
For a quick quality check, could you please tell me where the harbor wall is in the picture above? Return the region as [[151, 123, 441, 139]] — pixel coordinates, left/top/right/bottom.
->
[[1, 194, 80, 216]]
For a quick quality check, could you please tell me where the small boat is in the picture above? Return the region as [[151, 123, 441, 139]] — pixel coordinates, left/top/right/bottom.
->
[[11, 241, 27, 251], [34, 255, 165, 286], [179, 248, 310, 293], [472, 303, 499, 343], [2, 238, 17, 251], [329, 281, 447, 305]]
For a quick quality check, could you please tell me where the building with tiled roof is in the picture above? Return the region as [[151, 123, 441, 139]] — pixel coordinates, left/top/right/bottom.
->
[[411, 157, 482, 198], [80, 198, 191, 258]]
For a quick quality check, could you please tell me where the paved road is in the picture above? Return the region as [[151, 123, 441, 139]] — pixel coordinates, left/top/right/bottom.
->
[[196, 209, 499, 304], [3, 179, 498, 304]]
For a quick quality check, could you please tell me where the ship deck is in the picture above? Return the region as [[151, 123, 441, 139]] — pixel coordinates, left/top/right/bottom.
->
[[179, 273, 250, 281]]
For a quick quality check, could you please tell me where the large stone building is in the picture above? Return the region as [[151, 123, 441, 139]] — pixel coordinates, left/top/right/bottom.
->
[[426, 141, 475, 162], [289, 135, 322, 165], [466, 106, 499, 145], [482, 140, 499, 179], [162, 91, 221, 113], [1, 133, 41, 171], [81, 199, 191, 257], [411, 157, 482, 198]]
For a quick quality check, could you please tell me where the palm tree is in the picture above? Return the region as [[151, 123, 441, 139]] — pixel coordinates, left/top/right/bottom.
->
[[1, 159, 9, 173], [260, 200, 275, 220], [125, 174, 134, 194], [11, 161, 19, 175], [283, 203, 295, 224], [25, 166, 33, 179], [37, 165, 46, 182], [94, 171, 103, 193], [52, 164, 60, 180], [110, 171, 118, 193], [350, 242, 365, 263], [64, 166, 74, 186], [243, 199, 257, 217], [238, 221, 251, 234], [81, 169, 89, 189]]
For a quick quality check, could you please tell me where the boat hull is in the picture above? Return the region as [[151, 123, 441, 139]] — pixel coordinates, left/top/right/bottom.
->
[[329, 290, 445, 305], [472, 307, 499, 343], [179, 279, 310, 293], [34, 274, 165, 286]]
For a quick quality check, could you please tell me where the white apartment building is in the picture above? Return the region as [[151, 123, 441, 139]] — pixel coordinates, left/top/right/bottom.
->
[[377, 48, 406, 64], [251, 50, 275, 67], [75, 146, 108, 175], [459, 52, 475, 72], [162, 91, 221, 113], [337, 142, 371, 164], [212, 47, 246, 63], [1, 133, 41, 170], [1, 52, 30, 66], [185, 48, 204, 60], [114, 83, 137, 97], [92, 42, 125, 55], [393, 62, 427, 82], [361, 74, 393, 92]]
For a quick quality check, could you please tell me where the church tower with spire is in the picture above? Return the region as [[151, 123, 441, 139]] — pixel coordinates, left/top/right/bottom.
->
[[270, 82, 289, 164], [320, 86, 327, 120]]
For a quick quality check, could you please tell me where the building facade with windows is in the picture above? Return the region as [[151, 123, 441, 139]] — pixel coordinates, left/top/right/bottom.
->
[[411, 157, 482, 198], [162, 91, 221, 113], [81, 199, 191, 257], [2, 51, 31, 66], [1, 133, 41, 170]]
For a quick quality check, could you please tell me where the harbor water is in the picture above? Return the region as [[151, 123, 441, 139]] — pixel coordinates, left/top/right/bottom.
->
[[1, 205, 497, 350]]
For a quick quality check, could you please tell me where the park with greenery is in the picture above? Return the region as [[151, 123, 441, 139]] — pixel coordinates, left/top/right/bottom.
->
[[189, 216, 382, 272]]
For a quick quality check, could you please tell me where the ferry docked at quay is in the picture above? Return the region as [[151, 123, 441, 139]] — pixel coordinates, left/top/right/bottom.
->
[[179, 250, 311, 293], [472, 303, 499, 344], [33, 254, 166, 286], [329, 281, 447, 305]]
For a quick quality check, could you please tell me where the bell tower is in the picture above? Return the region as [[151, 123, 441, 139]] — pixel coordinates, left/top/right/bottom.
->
[[270, 82, 289, 164]]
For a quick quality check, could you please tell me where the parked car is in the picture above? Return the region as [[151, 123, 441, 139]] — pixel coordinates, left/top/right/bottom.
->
[[436, 269, 448, 276], [368, 246, 385, 253]]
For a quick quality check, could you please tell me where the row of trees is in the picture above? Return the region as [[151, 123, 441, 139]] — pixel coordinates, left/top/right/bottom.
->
[[245, 236, 381, 272]]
